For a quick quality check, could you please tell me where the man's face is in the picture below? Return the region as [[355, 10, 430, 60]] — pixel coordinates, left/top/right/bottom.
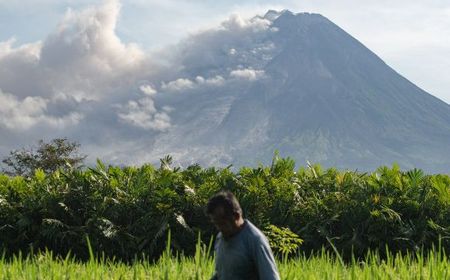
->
[[209, 206, 238, 238]]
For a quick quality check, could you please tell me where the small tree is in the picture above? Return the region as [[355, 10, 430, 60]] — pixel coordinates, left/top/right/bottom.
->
[[1, 138, 86, 177]]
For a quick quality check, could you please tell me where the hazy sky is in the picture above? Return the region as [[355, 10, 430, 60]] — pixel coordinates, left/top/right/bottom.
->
[[1, 0, 449, 104]]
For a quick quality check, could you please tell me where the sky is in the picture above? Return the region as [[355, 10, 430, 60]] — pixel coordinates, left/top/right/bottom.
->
[[0, 0, 449, 165]]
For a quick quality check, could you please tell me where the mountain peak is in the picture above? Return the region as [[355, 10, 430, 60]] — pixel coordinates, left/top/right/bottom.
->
[[259, 10, 328, 28], [263, 9, 293, 21]]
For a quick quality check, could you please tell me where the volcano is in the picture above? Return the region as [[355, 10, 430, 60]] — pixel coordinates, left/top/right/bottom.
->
[[147, 10, 450, 172]]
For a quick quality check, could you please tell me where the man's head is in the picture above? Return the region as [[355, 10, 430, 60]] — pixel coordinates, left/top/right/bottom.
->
[[206, 191, 244, 238]]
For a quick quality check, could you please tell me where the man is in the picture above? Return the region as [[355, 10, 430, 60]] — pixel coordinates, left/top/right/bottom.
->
[[206, 191, 280, 280]]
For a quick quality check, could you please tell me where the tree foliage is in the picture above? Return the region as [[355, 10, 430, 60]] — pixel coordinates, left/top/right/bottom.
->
[[1, 138, 86, 177], [0, 154, 449, 262]]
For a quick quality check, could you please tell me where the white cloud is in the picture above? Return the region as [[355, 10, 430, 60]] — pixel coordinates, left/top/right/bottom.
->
[[0, 39, 41, 60], [0, 39, 45, 99], [0, 0, 152, 101], [37, 0, 149, 100], [230, 68, 265, 80], [221, 14, 271, 32], [117, 97, 171, 131], [41, 0, 144, 70], [0, 0, 173, 158], [195, 75, 225, 86], [206, 75, 226, 86], [0, 89, 83, 130], [169, 12, 275, 78], [161, 78, 195, 92], [160, 75, 227, 92], [139, 84, 157, 95]]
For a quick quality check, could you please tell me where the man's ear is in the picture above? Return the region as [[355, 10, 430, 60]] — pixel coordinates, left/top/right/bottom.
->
[[233, 212, 240, 221]]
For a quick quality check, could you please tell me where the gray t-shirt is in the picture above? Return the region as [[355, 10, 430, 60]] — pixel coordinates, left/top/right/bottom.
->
[[211, 220, 280, 280]]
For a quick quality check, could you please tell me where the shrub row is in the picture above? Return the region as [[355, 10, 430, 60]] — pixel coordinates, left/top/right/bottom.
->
[[1, 156, 449, 261]]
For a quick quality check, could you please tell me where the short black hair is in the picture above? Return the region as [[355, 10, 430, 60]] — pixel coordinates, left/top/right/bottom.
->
[[206, 191, 242, 217]]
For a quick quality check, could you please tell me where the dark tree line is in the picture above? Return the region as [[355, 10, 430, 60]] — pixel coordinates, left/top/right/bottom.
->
[[2, 138, 86, 177]]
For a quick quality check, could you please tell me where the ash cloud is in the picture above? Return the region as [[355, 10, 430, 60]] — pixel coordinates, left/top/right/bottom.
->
[[0, 0, 276, 165]]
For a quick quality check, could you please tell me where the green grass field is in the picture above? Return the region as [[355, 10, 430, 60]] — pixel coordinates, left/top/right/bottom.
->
[[1, 248, 449, 280]]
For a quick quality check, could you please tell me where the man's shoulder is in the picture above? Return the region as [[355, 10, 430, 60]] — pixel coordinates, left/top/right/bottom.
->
[[243, 220, 268, 242]]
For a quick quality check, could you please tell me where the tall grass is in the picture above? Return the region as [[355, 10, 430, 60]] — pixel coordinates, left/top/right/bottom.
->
[[1, 241, 449, 279]]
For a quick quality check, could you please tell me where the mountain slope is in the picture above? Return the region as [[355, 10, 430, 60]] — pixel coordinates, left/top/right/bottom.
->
[[149, 10, 450, 172]]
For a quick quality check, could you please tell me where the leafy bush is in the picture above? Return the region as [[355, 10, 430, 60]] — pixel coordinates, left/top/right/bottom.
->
[[264, 224, 303, 257], [0, 155, 449, 261]]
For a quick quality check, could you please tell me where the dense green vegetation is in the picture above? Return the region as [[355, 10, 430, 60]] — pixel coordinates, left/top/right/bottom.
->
[[1, 155, 449, 262], [1, 244, 449, 279]]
